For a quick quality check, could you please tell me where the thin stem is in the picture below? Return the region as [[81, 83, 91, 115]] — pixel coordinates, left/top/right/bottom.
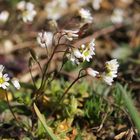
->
[[39, 42, 73, 91], [5, 91, 20, 125], [29, 66, 37, 89], [50, 73, 87, 117], [37, 61, 43, 74]]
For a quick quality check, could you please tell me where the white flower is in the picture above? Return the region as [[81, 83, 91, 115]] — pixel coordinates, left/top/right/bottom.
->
[[73, 49, 82, 59], [17, 1, 26, 10], [105, 59, 119, 72], [0, 65, 10, 89], [81, 39, 95, 62], [45, 0, 68, 20], [79, 8, 93, 23], [11, 79, 20, 90], [102, 74, 114, 85], [86, 68, 99, 77], [92, 0, 102, 10], [67, 49, 82, 65], [37, 31, 53, 48], [102, 59, 119, 85], [111, 9, 124, 24], [17, 1, 36, 22], [0, 10, 9, 23], [62, 30, 79, 41], [68, 39, 96, 64]]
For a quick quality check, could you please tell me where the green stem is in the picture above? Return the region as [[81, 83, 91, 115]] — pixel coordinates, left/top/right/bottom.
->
[[50, 73, 87, 116]]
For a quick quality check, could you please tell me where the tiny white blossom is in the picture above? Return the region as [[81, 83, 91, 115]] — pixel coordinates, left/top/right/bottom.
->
[[86, 68, 99, 77], [92, 0, 102, 10], [37, 31, 53, 48], [62, 30, 79, 41], [17, 1, 26, 10], [12, 79, 20, 90], [102, 59, 119, 85], [105, 59, 119, 72], [68, 39, 96, 64], [81, 39, 95, 62], [0, 10, 9, 23], [102, 74, 114, 85], [79, 8, 93, 23], [45, 0, 68, 20], [67, 48, 82, 65], [0, 65, 10, 90], [111, 9, 124, 24], [17, 1, 36, 22]]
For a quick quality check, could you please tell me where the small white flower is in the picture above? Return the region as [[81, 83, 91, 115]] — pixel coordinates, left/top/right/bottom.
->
[[111, 9, 124, 24], [79, 8, 93, 23], [102, 74, 114, 85], [102, 59, 119, 85], [17, 1, 26, 10], [62, 30, 79, 41], [92, 0, 102, 10], [0, 10, 9, 23], [11, 79, 20, 90], [105, 59, 119, 72], [37, 31, 53, 48], [45, 0, 68, 20], [0, 65, 10, 90], [68, 39, 96, 64], [68, 49, 82, 65], [73, 49, 82, 59], [17, 1, 36, 22], [86, 68, 99, 77], [81, 39, 95, 62]]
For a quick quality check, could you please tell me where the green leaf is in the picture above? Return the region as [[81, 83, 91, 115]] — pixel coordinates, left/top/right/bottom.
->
[[33, 103, 59, 140], [118, 84, 140, 134]]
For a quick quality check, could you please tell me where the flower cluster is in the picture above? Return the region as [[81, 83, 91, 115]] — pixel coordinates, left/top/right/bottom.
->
[[102, 59, 119, 85], [79, 8, 93, 23], [86, 59, 119, 85], [45, 0, 68, 20], [17, 1, 36, 22], [68, 39, 95, 64], [0, 65, 20, 90]]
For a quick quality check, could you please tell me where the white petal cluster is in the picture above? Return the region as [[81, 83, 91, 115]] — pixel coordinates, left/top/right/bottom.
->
[[92, 0, 102, 10], [0, 10, 9, 23], [111, 9, 124, 24], [81, 39, 95, 62], [102, 59, 119, 85], [79, 8, 93, 23], [11, 79, 20, 90], [62, 30, 79, 41], [17, 1, 36, 22], [0, 65, 21, 90], [45, 0, 68, 20], [67, 49, 82, 65], [0, 65, 10, 89], [37, 31, 53, 48], [86, 68, 99, 77], [68, 39, 95, 64]]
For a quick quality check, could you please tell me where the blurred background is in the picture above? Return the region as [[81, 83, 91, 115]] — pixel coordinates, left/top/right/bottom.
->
[[0, 0, 140, 139]]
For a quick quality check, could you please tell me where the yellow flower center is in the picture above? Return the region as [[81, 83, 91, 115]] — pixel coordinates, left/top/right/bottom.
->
[[0, 77, 4, 84], [22, 10, 29, 17], [83, 49, 90, 57]]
